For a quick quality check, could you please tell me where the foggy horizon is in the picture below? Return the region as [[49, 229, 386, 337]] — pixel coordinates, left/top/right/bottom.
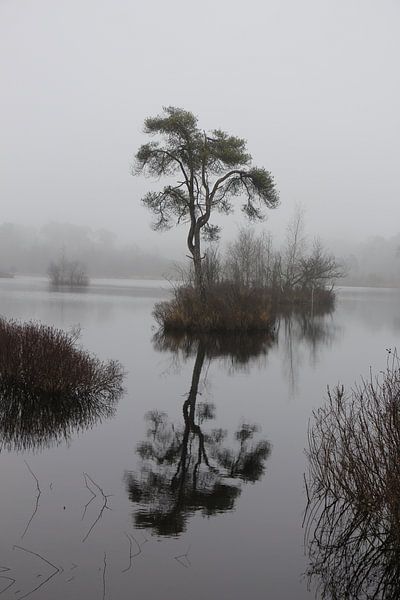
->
[[1, 219, 400, 288], [2, 3, 400, 596], [1, 0, 399, 256]]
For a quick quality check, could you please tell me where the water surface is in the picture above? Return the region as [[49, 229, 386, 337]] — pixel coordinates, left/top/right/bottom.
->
[[0, 278, 399, 599]]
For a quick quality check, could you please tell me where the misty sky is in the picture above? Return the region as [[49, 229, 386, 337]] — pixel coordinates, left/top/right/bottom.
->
[[1, 0, 399, 258]]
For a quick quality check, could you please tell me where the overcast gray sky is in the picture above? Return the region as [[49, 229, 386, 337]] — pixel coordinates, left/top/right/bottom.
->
[[1, 0, 399, 257]]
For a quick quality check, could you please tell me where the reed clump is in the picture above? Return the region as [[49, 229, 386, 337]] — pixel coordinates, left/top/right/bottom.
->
[[304, 350, 400, 599]]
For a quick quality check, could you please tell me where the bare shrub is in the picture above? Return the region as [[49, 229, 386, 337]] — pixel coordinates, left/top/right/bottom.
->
[[297, 239, 345, 291], [225, 228, 275, 288], [48, 255, 89, 287], [156, 214, 343, 332], [0, 318, 124, 451], [304, 351, 400, 599]]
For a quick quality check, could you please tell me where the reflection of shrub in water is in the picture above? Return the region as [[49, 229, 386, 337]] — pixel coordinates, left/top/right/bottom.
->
[[0, 318, 124, 451], [153, 329, 276, 368], [304, 351, 400, 599]]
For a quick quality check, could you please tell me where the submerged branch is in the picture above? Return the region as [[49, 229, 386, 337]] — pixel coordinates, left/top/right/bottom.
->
[[21, 461, 42, 540]]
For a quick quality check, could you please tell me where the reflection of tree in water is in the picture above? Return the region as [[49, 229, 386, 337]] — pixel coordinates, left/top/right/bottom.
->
[[153, 329, 277, 372], [0, 319, 124, 451], [277, 305, 339, 394], [304, 354, 400, 599], [125, 334, 272, 536]]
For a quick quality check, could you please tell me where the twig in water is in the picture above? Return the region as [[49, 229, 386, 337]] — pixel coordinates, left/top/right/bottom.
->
[[84, 473, 113, 504], [13, 545, 60, 600], [121, 533, 142, 573], [0, 575, 15, 595], [81, 473, 112, 543], [102, 553, 107, 600], [21, 461, 41, 540], [140, 531, 148, 545], [174, 545, 191, 568], [121, 534, 133, 574], [81, 473, 97, 520]]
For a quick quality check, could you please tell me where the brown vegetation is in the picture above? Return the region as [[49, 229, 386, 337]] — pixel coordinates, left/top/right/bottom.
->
[[0, 318, 124, 450], [304, 351, 400, 599], [154, 282, 273, 333], [152, 328, 276, 365], [154, 221, 342, 333]]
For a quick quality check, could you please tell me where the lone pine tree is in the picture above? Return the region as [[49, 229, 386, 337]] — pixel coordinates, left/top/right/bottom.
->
[[133, 106, 279, 296]]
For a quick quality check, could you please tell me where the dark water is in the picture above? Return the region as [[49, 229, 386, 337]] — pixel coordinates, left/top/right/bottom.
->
[[0, 278, 399, 599]]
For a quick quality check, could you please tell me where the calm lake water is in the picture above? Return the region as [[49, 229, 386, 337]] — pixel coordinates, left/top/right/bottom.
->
[[0, 277, 399, 600]]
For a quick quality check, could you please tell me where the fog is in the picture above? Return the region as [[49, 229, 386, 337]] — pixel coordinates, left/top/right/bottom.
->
[[0, 222, 173, 278], [1, 219, 399, 288], [1, 0, 399, 261]]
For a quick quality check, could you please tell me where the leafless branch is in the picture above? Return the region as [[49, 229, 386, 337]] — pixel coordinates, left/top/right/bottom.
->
[[81, 474, 112, 543], [81, 473, 97, 520], [121, 533, 142, 573], [0, 574, 15, 595], [174, 544, 191, 568], [102, 553, 107, 600], [13, 545, 60, 600], [21, 461, 41, 540]]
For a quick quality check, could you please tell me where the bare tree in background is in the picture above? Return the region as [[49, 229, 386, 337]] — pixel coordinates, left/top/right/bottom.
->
[[48, 252, 89, 287]]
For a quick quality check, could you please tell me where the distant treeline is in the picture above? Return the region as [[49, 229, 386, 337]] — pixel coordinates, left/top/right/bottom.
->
[[1, 221, 400, 287], [0, 222, 174, 279], [340, 234, 400, 287]]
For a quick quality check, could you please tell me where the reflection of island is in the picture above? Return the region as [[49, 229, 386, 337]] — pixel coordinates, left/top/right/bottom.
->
[[152, 329, 277, 369], [0, 318, 124, 451], [125, 334, 272, 536]]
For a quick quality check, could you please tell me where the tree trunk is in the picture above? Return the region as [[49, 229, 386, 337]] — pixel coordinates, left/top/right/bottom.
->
[[193, 252, 205, 297], [192, 227, 206, 301]]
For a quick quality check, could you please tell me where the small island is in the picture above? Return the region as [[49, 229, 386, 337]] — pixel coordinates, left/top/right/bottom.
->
[[47, 254, 89, 288], [133, 107, 343, 333]]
